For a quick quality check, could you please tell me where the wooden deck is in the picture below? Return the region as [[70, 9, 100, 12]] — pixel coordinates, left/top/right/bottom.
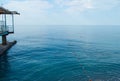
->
[[0, 41, 17, 55]]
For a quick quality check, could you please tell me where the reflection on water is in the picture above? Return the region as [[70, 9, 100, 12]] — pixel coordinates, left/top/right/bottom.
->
[[0, 25, 120, 81], [0, 53, 10, 81]]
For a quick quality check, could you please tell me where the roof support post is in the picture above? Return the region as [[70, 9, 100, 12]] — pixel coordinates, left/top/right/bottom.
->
[[12, 14, 14, 33], [4, 14, 7, 32]]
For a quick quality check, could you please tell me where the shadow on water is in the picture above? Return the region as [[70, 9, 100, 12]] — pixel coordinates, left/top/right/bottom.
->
[[0, 52, 10, 80]]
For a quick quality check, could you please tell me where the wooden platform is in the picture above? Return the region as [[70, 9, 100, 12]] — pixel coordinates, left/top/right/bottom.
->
[[0, 41, 17, 55]]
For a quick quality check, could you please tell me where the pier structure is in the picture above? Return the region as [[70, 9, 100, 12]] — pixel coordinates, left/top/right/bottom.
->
[[0, 7, 20, 55]]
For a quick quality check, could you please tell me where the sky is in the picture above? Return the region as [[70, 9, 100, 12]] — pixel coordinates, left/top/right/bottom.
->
[[0, 0, 120, 25]]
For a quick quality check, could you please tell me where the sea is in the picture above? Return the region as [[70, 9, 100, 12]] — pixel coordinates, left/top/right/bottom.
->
[[0, 25, 120, 81]]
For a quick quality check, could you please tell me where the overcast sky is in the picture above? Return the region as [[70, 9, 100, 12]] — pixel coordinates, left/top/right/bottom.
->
[[0, 0, 120, 25]]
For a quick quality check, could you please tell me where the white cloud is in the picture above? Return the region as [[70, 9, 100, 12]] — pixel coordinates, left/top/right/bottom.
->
[[4, 0, 52, 13], [92, 0, 120, 10], [4, 0, 120, 15], [55, 0, 94, 13], [3, 0, 53, 25], [2, 0, 120, 25], [55, 0, 120, 13]]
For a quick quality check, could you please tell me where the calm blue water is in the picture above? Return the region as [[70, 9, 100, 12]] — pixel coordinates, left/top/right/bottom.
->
[[0, 25, 120, 81]]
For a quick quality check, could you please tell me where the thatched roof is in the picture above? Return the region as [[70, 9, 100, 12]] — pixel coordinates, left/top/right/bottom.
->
[[0, 7, 20, 15]]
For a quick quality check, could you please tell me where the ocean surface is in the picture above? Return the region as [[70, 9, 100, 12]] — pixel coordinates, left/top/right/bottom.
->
[[0, 25, 120, 81]]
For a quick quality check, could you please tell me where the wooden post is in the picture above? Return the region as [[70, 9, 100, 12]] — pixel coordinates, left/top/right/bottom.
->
[[2, 35, 7, 45], [4, 14, 7, 31]]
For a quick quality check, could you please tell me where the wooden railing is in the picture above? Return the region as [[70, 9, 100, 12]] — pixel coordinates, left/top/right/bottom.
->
[[0, 20, 14, 35], [7, 25, 14, 33], [0, 25, 14, 35]]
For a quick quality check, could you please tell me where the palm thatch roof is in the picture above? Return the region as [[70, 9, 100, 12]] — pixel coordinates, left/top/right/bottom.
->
[[0, 7, 20, 15]]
